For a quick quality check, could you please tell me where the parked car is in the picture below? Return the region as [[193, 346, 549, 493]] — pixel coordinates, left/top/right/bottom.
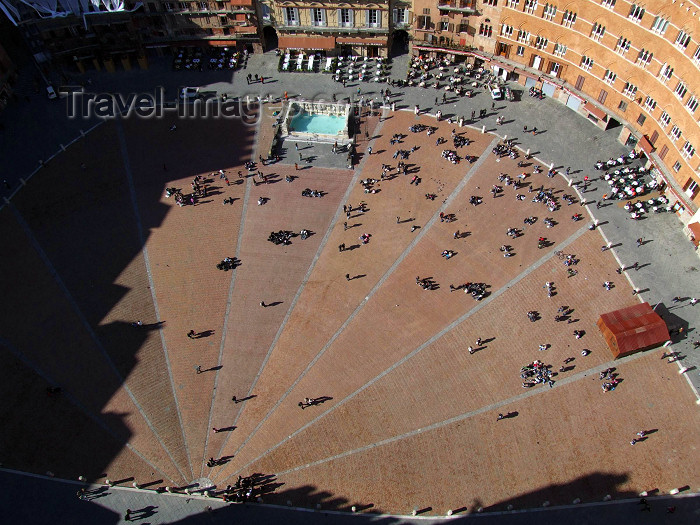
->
[[46, 85, 57, 99], [489, 85, 503, 100]]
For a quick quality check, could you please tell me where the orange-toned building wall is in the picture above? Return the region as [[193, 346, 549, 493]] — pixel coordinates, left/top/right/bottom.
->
[[494, 0, 700, 207]]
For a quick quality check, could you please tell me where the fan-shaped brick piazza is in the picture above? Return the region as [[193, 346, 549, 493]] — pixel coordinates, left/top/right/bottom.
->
[[0, 101, 698, 517]]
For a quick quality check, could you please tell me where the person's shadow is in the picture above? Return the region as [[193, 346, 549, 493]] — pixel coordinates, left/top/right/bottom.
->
[[131, 505, 158, 520]]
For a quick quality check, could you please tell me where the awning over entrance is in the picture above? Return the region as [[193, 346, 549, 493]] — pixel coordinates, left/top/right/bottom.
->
[[278, 35, 336, 50], [584, 102, 607, 120], [597, 302, 669, 358], [336, 37, 388, 47], [688, 222, 700, 247], [412, 45, 476, 57], [638, 135, 655, 155]]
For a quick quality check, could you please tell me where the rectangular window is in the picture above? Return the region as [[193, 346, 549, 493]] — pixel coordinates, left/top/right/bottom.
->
[[459, 22, 469, 33], [441, 20, 450, 32], [575, 75, 585, 90], [682, 141, 695, 159], [659, 145, 668, 160], [534, 36, 548, 50], [549, 62, 560, 75], [660, 111, 671, 127], [479, 24, 493, 37], [422, 8, 430, 14], [601, 0, 616, 8], [517, 29, 530, 43], [484, 0, 498, 5], [591, 23, 605, 42], [598, 89, 608, 104], [417, 15, 431, 29], [506, 0, 519, 7], [637, 49, 653, 67], [675, 30, 691, 50], [164, 2, 174, 10], [339, 8, 353, 27], [311, 8, 325, 26], [623, 82, 637, 98], [670, 125, 682, 141], [366, 9, 380, 28], [675, 81, 688, 100], [673, 161, 682, 172], [199, 1, 207, 9], [285, 7, 298, 25], [516, 45, 525, 56], [603, 69, 616, 85], [687, 95, 699, 113], [644, 96, 657, 112], [501, 24, 514, 38], [650, 16, 669, 34], [542, 3, 556, 21], [553, 43, 567, 57], [636, 113, 646, 125], [524, 0, 538, 15], [393, 8, 408, 25], [618, 100, 628, 112], [178, 2, 187, 10], [615, 37, 631, 55], [686, 180, 699, 197], [691, 45, 700, 67], [628, 4, 645, 23], [261, 4, 271, 20], [581, 55, 593, 71], [562, 10, 577, 27], [659, 63, 674, 83]]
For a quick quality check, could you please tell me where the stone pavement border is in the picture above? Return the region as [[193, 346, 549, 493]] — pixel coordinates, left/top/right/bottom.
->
[[1, 468, 699, 524]]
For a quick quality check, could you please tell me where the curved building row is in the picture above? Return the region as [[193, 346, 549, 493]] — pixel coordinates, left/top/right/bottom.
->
[[1, 0, 698, 226]]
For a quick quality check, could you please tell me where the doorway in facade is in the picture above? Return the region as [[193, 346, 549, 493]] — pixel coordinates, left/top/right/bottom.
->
[[262, 26, 278, 51], [392, 29, 409, 56]]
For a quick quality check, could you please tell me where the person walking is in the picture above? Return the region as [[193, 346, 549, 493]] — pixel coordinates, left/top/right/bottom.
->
[[636, 237, 643, 247], [187, 330, 196, 339], [260, 301, 267, 307], [345, 273, 350, 281]]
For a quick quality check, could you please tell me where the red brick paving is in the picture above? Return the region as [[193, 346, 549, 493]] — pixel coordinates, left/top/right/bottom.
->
[[120, 114, 254, 480], [211, 112, 495, 482], [1, 109, 698, 515], [0, 344, 156, 482], [260, 350, 700, 513], [217, 122, 589, 477], [0, 205, 183, 484], [236, 233, 640, 476], [202, 162, 353, 475]]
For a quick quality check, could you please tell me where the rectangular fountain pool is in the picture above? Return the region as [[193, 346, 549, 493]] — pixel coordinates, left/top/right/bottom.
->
[[290, 112, 347, 135], [280, 101, 352, 144]]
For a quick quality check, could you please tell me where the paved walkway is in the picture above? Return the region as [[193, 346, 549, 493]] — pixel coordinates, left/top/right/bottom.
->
[[1, 469, 698, 524]]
